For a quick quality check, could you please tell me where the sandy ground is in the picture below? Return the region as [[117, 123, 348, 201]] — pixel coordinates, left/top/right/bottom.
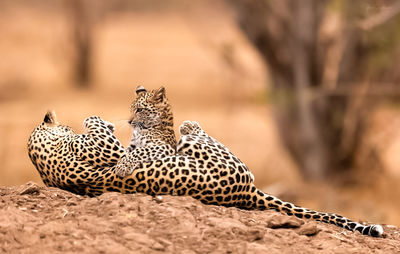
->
[[1, 0, 400, 239], [1, 182, 399, 254]]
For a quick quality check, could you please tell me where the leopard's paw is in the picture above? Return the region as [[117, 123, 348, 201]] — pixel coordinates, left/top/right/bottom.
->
[[83, 116, 102, 129], [83, 116, 115, 133], [103, 120, 115, 133], [179, 121, 204, 136], [113, 156, 138, 178]]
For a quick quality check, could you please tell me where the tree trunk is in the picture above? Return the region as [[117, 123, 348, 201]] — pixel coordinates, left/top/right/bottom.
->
[[69, 0, 93, 87], [289, 0, 328, 179], [231, 0, 400, 180]]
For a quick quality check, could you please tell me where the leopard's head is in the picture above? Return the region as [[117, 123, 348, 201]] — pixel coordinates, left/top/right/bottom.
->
[[27, 110, 74, 174], [129, 86, 174, 131], [40, 110, 73, 136]]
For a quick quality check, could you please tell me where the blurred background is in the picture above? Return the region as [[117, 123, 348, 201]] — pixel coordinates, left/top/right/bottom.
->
[[1, 0, 400, 226]]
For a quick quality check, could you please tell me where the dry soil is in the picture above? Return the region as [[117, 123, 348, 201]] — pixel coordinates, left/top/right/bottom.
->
[[1, 182, 399, 254]]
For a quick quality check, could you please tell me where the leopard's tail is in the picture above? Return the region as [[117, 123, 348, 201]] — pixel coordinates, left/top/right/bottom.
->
[[248, 186, 383, 237]]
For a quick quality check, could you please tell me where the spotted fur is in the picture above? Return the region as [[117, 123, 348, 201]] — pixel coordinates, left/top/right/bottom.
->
[[114, 86, 176, 177], [127, 86, 176, 151], [27, 99, 383, 238], [27, 111, 125, 194]]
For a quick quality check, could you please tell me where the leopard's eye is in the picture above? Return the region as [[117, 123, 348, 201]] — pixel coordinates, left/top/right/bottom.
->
[[136, 108, 143, 113]]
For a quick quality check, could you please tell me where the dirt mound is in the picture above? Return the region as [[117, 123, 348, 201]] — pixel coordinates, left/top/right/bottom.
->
[[0, 182, 399, 253]]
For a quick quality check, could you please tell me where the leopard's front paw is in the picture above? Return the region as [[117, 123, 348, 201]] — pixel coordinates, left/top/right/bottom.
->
[[179, 121, 204, 136], [83, 116, 116, 133], [113, 156, 138, 178], [113, 165, 133, 178], [104, 120, 115, 133], [83, 116, 101, 129]]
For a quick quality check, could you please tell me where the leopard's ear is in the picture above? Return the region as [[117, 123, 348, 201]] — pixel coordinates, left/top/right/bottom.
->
[[151, 86, 166, 103], [43, 110, 59, 125], [136, 85, 147, 95]]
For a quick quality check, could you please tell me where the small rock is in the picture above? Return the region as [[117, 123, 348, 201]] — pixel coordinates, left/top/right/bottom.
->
[[151, 242, 165, 251], [297, 223, 320, 236], [267, 215, 304, 229], [157, 237, 173, 246], [154, 196, 163, 203], [66, 200, 78, 206], [247, 229, 264, 241], [18, 182, 40, 195]]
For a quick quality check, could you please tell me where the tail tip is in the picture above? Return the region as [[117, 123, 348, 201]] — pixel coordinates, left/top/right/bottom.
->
[[370, 225, 384, 237]]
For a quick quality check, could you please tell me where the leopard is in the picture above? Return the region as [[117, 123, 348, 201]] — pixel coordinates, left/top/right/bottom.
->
[[27, 110, 126, 194], [114, 117, 384, 237], [115, 86, 177, 177], [127, 85, 176, 151], [27, 96, 383, 238]]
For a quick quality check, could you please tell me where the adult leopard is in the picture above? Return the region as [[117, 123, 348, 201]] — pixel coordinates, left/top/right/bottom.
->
[[27, 111, 126, 194], [27, 96, 383, 238]]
